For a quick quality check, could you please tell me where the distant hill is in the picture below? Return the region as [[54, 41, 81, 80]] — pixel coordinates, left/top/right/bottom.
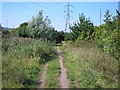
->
[[2, 27, 12, 31]]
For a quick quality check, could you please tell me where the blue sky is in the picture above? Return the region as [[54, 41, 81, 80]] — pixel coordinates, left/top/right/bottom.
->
[[1, 2, 118, 31]]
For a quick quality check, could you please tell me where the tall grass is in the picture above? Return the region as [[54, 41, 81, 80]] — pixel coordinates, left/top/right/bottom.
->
[[60, 41, 118, 88], [2, 37, 55, 88]]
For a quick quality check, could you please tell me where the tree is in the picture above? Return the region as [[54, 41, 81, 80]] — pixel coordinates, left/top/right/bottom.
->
[[94, 9, 119, 59], [20, 22, 28, 27], [55, 31, 65, 43], [45, 29, 65, 43], [104, 10, 112, 23], [27, 10, 53, 39], [64, 32, 73, 41], [18, 22, 28, 37], [0, 24, 2, 30], [0, 24, 2, 38], [10, 22, 28, 37], [8, 10, 65, 43], [70, 13, 94, 41]]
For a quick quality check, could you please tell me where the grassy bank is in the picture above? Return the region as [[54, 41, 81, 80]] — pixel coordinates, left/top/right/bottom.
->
[[60, 41, 118, 88], [2, 37, 55, 88]]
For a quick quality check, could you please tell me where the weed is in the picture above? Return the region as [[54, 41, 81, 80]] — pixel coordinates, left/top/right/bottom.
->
[[2, 37, 55, 88], [60, 41, 118, 88]]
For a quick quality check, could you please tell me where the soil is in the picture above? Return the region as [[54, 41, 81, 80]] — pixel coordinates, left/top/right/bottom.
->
[[56, 47, 69, 88], [38, 63, 48, 88], [38, 47, 69, 88]]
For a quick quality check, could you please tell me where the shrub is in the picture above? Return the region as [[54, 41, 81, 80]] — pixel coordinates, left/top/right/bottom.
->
[[2, 37, 55, 88]]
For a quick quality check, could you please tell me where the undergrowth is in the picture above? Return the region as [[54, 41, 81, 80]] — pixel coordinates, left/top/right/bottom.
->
[[2, 37, 55, 88], [60, 41, 118, 88]]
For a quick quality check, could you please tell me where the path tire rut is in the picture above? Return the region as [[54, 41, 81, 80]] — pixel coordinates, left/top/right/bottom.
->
[[38, 63, 48, 88], [57, 47, 69, 88]]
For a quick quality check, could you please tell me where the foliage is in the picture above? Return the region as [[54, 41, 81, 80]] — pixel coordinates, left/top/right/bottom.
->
[[10, 28, 19, 37], [10, 22, 28, 37], [54, 31, 64, 43], [0, 24, 2, 38], [18, 22, 28, 37], [1, 24, 9, 38], [64, 32, 74, 41], [69, 13, 94, 41], [60, 41, 118, 88], [103, 10, 112, 23], [65, 10, 119, 59], [0, 24, 2, 29], [42, 29, 64, 43], [27, 10, 52, 38], [10, 10, 65, 43], [94, 10, 119, 59], [27, 10, 64, 43], [2, 30, 9, 34], [2, 37, 55, 88]]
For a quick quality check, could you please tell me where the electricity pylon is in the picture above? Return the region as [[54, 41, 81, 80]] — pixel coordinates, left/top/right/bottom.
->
[[64, 2, 73, 32]]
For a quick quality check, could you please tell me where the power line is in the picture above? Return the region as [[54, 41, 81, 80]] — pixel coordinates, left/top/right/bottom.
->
[[7, 3, 65, 30], [39, 3, 62, 14], [48, 2, 63, 13], [64, 2, 73, 32], [10, 3, 38, 12], [31, 3, 63, 17], [9, 2, 62, 17]]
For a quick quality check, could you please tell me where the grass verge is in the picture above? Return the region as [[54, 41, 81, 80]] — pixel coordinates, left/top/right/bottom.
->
[[2, 37, 55, 88], [60, 41, 118, 88], [45, 55, 60, 88]]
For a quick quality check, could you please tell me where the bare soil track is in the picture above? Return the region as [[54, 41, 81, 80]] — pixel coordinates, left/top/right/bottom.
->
[[38, 47, 69, 88], [38, 63, 48, 88], [57, 47, 69, 88]]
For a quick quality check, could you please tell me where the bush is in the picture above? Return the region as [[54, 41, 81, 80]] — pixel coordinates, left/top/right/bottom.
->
[[69, 13, 94, 41], [94, 10, 119, 59], [2, 37, 55, 88]]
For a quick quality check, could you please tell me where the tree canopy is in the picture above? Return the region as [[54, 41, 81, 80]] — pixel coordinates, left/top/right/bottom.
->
[[69, 13, 94, 41]]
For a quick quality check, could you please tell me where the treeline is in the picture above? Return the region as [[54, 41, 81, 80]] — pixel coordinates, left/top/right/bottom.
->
[[9, 10, 64, 43], [1, 9, 119, 59], [65, 10, 119, 60]]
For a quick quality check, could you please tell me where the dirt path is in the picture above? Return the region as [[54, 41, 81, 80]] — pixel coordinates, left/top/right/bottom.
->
[[57, 47, 69, 88], [38, 63, 48, 88]]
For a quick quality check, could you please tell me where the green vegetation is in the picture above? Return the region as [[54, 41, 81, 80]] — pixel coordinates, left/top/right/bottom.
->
[[2, 36, 55, 88], [2, 10, 62, 88], [60, 41, 118, 88], [45, 55, 60, 88], [10, 10, 65, 43], [69, 13, 94, 41], [94, 10, 119, 59], [2, 10, 63, 88], [61, 9, 119, 88], [65, 9, 119, 60], [2, 8, 119, 88]]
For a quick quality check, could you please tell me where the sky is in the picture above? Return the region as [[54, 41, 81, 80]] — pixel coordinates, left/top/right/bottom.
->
[[1, 1, 119, 31]]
